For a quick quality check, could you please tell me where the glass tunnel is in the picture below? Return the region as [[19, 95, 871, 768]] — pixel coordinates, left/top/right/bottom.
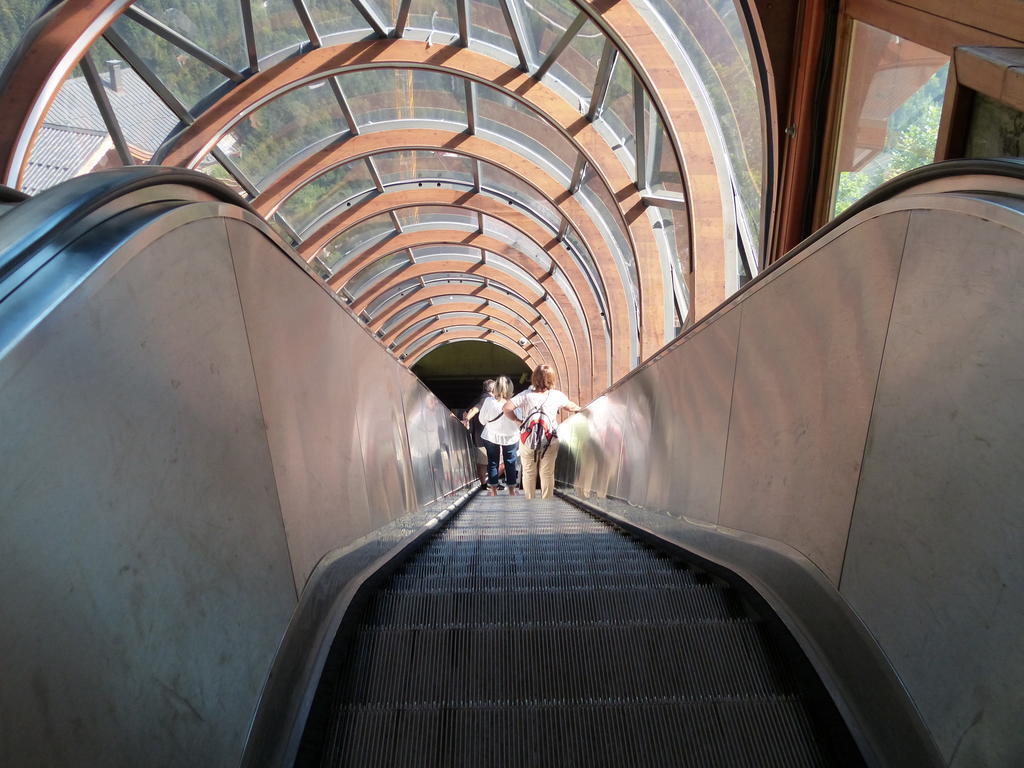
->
[[0, 0, 1022, 766]]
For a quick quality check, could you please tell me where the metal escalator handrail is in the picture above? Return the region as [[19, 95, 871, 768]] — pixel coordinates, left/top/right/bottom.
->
[[620, 157, 1024, 390], [0, 166, 252, 290]]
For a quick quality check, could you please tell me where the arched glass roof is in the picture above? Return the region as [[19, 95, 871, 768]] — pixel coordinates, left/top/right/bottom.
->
[[0, 0, 771, 399]]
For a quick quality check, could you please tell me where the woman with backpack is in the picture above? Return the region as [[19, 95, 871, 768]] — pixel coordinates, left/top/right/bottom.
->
[[504, 364, 581, 500], [478, 376, 520, 496]]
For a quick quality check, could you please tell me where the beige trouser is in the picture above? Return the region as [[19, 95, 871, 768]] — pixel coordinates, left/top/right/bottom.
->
[[520, 439, 558, 499]]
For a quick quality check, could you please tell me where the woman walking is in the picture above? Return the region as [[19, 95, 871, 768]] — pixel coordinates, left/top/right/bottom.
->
[[505, 365, 581, 500], [479, 376, 520, 496]]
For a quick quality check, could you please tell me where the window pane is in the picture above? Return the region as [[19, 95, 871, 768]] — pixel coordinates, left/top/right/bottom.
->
[[644, 0, 763, 244], [340, 69, 467, 128], [406, 0, 459, 39], [396, 206, 477, 230], [546, 18, 604, 110], [597, 53, 637, 170], [252, 0, 307, 62], [470, 0, 519, 64], [89, 36, 180, 157], [280, 160, 377, 234], [23, 67, 118, 195], [219, 81, 346, 187], [477, 86, 576, 178], [832, 22, 949, 217], [135, 0, 247, 72], [109, 14, 228, 111], [480, 164, 560, 231], [320, 213, 396, 272], [522, 0, 578, 63], [374, 150, 475, 186], [309, 0, 373, 38]]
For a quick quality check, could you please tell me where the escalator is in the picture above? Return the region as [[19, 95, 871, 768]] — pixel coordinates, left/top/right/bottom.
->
[[296, 494, 862, 767], [4, 162, 1023, 766]]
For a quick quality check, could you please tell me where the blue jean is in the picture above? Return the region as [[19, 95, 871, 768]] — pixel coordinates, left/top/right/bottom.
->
[[484, 439, 519, 488]]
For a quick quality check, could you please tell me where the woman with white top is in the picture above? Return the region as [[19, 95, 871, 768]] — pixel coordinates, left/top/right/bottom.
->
[[479, 376, 520, 496], [504, 364, 581, 500]]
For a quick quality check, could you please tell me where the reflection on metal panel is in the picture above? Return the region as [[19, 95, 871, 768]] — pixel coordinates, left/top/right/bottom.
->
[[557, 192, 1024, 764], [841, 205, 1024, 765], [229, 220, 375, 588], [719, 213, 907, 581], [1, 190, 473, 767], [0, 213, 297, 767], [648, 311, 741, 521]]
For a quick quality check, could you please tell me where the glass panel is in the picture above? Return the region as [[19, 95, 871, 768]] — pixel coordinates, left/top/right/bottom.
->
[[374, 150, 475, 186], [252, 0, 307, 61], [280, 160, 377, 234], [581, 170, 636, 292], [477, 86, 576, 178], [88, 36, 181, 157], [413, 244, 481, 260], [23, 66, 118, 195], [269, 212, 298, 244], [484, 250, 539, 287], [406, 0, 459, 40], [649, 108, 684, 196], [380, 299, 432, 333], [349, 250, 412, 297], [644, 0, 763, 244], [196, 154, 248, 198], [546, 18, 604, 110], [135, 0, 247, 71], [320, 213, 397, 272], [340, 69, 467, 128], [309, 0, 373, 38], [482, 216, 552, 271], [396, 205, 477, 230], [367, 277, 427, 316], [0, 1, 54, 77], [470, 0, 518, 63], [965, 93, 1024, 159], [521, 0, 578, 63], [832, 22, 949, 217], [219, 81, 346, 187], [562, 226, 600, 288], [653, 204, 690, 287], [109, 14, 228, 111], [597, 53, 636, 165], [480, 163, 560, 232]]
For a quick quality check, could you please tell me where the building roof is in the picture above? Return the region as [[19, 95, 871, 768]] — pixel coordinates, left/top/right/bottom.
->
[[44, 65, 179, 157], [22, 123, 111, 195]]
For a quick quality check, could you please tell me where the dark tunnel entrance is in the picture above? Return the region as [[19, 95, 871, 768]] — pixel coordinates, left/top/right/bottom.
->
[[412, 341, 532, 414]]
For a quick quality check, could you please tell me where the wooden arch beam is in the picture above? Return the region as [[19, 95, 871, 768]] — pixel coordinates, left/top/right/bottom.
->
[[579, 0, 729, 320], [153, 40, 665, 364], [252, 128, 630, 360], [351, 260, 595, 399], [0, 4, 738, 346], [404, 329, 537, 369], [393, 315, 539, 358], [367, 281, 576, 399], [340, 230, 595, 397], [385, 307, 562, 385], [309, 191, 607, 385], [381, 298, 570, 390]]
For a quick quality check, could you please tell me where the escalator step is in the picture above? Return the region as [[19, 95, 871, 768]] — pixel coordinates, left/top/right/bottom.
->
[[322, 698, 828, 768], [307, 495, 860, 767], [363, 583, 736, 627], [338, 620, 798, 706]]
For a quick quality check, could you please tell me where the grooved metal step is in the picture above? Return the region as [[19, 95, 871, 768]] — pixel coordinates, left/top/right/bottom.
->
[[310, 495, 861, 767]]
